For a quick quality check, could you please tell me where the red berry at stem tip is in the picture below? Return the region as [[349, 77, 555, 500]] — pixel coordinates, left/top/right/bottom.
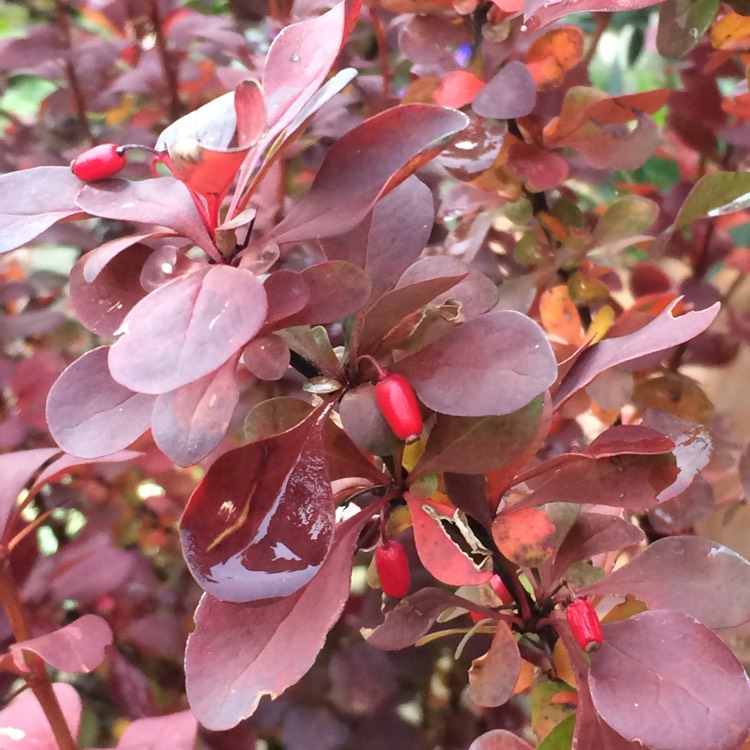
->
[[375, 373, 423, 443], [566, 598, 603, 652], [70, 143, 126, 182], [375, 540, 410, 598]]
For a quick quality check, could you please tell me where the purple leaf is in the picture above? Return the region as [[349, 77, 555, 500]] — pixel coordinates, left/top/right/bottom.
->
[[468, 730, 534, 750], [269, 105, 469, 244], [647, 476, 715, 534], [472, 62, 537, 120], [0, 448, 60, 539], [184, 507, 371, 730], [413, 397, 544, 477], [0, 682, 81, 748], [0, 167, 84, 254], [113, 711, 197, 750], [589, 610, 750, 750], [579, 536, 750, 628], [555, 300, 720, 407], [75, 178, 218, 258], [262, 0, 362, 130], [468, 623, 521, 707], [242, 334, 290, 381], [180, 405, 333, 602], [339, 384, 401, 457], [81, 232, 171, 283], [320, 176, 434, 302], [394, 311, 557, 417], [363, 588, 459, 651], [108, 265, 267, 395], [46, 347, 154, 458], [70, 243, 151, 337], [31, 451, 141, 495], [152, 356, 240, 466], [551, 513, 645, 580], [525, 0, 667, 32], [8, 615, 112, 674], [276, 261, 371, 328]]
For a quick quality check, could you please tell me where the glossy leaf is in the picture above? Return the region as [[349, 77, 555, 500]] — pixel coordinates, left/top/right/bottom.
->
[[406, 496, 492, 586], [0, 167, 83, 254], [589, 610, 750, 750], [468, 623, 521, 707], [6, 615, 112, 674], [579, 536, 750, 628], [413, 398, 543, 477], [0, 683, 81, 749], [75, 177, 217, 257], [525, 0, 668, 31], [394, 311, 557, 417], [472, 61, 537, 119], [555, 299, 719, 407], [242, 334, 290, 381], [46, 347, 154, 458], [269, 105, 469, 244], [647, 475, 714, 534], [180, 405, 333, 602], [185, 507, 371, 729], [152, 356, 240, 466], [109, 265, 267, 395]]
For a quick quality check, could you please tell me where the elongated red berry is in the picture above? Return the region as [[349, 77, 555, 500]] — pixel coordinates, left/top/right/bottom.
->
[[70, 143, 126, 182], [375, 373, 423, 443], [375, 540, 410, 598], [566, 598, 603, 652]]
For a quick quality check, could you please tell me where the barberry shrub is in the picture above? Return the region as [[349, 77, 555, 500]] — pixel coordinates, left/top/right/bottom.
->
[[0, 0, 750, 748]]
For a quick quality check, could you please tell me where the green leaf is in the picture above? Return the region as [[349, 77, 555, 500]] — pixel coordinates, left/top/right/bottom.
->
[[675, 172, 750, 229], [537, 715, 576, 750], [592, 194, 658, 250], [657, 0, 720, 59]]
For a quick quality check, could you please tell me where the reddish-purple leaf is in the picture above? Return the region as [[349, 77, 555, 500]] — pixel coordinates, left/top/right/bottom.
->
[[647, 475, 715, 534], [472, 61, 537, 120], [75, 178, 218, 258], [243, 397, 314, 442], [413, 397, 544, 477], [468, 623, 521, 707], [242, 334, 290, 380], [468, 730, 534, 750], [320, 176, 434, 301], [275, 261, 371, 328], [555, 300, 720, 407], [363, 588, 461, 651], [7, 615, 112, 674], [260, 269, 311, 332], [579, 536, 750, 628], [108, 265, 267, 395], [277, 326, 343, 379], [106, 711, 197, 750], [81, 232, 172, 283], [30, 451, 141, 495], [0, 682, 81, 748], [262, 0, 362, 130], [152, 356, 240, 466], [70, 243, 151, 337], [339, 384, 401, 457], [525, 0, 668, 33], [106, 647, 158, 720], [0, 448, 60, 539], [589, 610, 750, 750], [46, 347, 155, 458], [406, 496, 492, 586], [551, 513, 645, 580], [0, 167, 84, 254], [180, 405, 333, 602], [394, 311, 557, 417], [269, 105, 469, 244], [184, 507, 371, 729]]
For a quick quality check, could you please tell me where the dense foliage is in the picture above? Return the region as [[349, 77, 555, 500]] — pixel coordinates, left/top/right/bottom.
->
[[1, 0, 750, 747]]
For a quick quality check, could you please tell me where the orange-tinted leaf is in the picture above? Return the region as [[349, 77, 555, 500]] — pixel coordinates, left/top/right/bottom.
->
[[435, 71, 485, 108], [540, 285, 584, 345], [586, 90, 669, 125], [552, 637, 576, 687], [711, 11, 750, 50], [492, 507, 556, 566], [506, 140, 569, 191], [525, 27, 584, 88], [531, 680, 576, 741]]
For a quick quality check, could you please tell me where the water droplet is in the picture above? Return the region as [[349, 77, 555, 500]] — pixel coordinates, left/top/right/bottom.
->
[[689, 27, 698, 38], [618, 492, 625, 499], [291, 53, 300, 62], [520, 24, 528, 31]]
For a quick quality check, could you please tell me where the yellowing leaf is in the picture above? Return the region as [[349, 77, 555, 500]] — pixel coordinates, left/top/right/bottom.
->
[[711, 11, 750, 50], [492, 507, 556, 566], [553, 637, 576, 687]]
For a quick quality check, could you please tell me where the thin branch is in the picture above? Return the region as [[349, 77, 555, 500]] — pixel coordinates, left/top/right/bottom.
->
[[53, 0, 94, 144], [148, 0, 182, 121], [367, 2, 392, 99]]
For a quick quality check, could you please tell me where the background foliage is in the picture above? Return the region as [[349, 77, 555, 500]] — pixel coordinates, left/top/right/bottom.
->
[[2, 0, 750, 748]]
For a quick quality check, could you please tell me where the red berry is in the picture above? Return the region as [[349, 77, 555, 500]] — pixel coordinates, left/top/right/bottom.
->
[[375, 540, 410, 598], [566, 598, 603, 652], [70, 143, 126, 182], [375, 373, 423, 443]]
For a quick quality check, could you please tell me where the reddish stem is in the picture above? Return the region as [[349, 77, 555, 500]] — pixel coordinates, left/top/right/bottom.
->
[[367, 2, 392, 99], [0, 563, 77, 750], [148, 0, 182, 121]]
